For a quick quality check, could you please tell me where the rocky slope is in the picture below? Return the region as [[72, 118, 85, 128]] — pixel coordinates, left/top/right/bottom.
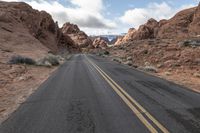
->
[[0, 1, 65, 123], [109, 39, 200, 92], [0, 1, 79, 59], [61, 22, 93, 49], [116, 3, 200, 45]]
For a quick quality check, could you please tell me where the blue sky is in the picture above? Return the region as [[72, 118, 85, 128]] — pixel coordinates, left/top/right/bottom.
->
[[4, 0, 199, 35]]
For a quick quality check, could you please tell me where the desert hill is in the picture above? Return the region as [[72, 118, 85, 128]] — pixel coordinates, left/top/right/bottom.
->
[[115, 3, 200, 45]]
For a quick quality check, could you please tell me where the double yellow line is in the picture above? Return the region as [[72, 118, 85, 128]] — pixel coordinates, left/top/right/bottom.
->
[[86, 57, 169, 133]]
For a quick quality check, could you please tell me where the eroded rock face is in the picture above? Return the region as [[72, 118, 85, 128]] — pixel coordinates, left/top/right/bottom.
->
[[189, 3, 200, 36], [118, 3, 200, 44], [0, 1, 75, 55], [92, 37, 108, 49], [115, 19, 159, 45], [134, 18, 158, 40], [114, 36, 124, 45], [122, 28, 137, 42], [61, 22, 93, 48], [157, 7, 196, 39]]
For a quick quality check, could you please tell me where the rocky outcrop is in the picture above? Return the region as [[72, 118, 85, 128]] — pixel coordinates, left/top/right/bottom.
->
[[122, 28, 137, 42], [189, 3, 200, 36], [135, 18, 159, 39], [92, 37, 108, 49], [0, 1, 75, 57], [115, 19, 158, 45], [157, 7, 196, 39], [114, 36, 124, 45], [61, 22, 93, 48], [117, 3, 200, 45]]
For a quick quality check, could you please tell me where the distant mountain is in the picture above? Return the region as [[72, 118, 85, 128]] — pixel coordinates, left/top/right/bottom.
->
[[90, 34, 123, 44]]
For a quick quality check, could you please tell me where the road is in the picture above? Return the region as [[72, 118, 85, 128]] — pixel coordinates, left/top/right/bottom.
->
[[1, 54, 200, 133]]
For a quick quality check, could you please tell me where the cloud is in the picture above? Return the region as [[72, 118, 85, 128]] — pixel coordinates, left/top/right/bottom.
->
[[3, 0, 116, 31], [70, 0, 103, 13], [2, 0, 197, 35], [30, 0, 117, 29], [120, 2, 195, 29]]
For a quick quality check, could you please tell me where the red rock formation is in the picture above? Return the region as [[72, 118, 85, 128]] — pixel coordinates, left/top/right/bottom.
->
[[122, 28, 137, 42], [114, 36, 124, 45], [157, 7, 196, 39], [92, 37, 108, 49], [0, 1, 74, 55], [117, 3, 200, 44], [115, 19, 158, 45], [61, 22, 93, 48], [130, 18, 159, 40], [189, 3, 200, 36]]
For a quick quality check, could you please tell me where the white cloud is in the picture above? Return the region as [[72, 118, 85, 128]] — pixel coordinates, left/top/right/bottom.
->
[[3, 0, 117, 32], [2, 0, 197, 35], [29, 0, 116, 29], [70, 0, 103, 13], [120, 2, 195, 29]]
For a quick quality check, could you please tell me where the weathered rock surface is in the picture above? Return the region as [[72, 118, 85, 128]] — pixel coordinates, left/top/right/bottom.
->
[[61, 22, 93, 48], [116, 3, 200, 45], [92, 37, 108, 49], [157, 7, 196, 39], [0, 1, 75, 58], [114, 36, 125, 45]]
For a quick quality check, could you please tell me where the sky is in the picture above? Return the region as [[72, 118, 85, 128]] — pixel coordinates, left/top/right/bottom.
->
[[3, 0, 200, 35]]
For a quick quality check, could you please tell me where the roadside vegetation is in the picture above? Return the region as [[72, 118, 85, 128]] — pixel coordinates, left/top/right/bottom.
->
[[8, 53, 71, 67]]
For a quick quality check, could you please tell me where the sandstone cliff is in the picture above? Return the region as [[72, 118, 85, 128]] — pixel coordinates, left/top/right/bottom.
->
[[116, 3, 200, 45]]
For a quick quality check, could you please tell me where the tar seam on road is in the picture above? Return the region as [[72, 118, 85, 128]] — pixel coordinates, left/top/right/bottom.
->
[[86, 55, 170, 133]]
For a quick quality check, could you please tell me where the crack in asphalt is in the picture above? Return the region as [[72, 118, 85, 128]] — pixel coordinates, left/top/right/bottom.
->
[[66, 99, 96, 133]]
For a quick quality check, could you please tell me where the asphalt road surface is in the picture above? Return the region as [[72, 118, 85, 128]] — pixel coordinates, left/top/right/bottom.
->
[[1, 54, 200, 133]]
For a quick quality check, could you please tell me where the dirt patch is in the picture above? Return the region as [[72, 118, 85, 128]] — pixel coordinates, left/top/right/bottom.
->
[[155, 68, 200, 93], [0, 63, 57, 123]]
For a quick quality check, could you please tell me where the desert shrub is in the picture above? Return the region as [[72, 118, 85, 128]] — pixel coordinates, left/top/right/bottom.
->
[[97, 52, 103, 56], [124, 61, 132, 66], [9, 55, 36, 65], [36, 54, 61, 67], [112, 58, 122, 63], [46, 55, 59, 66], [180, 40, 200, 47], [103, 51, 110, 55], [143, 66, 158, 73], [180, 40, 190, 46]]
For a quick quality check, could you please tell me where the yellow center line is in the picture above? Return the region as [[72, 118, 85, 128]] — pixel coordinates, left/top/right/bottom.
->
[[86, 56, 170, 133], [93, 62, 169, 133]]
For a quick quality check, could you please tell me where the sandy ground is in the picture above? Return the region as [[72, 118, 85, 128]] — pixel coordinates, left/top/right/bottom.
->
[[155, 68, 200, 93], [0, 63, 57, 123]]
